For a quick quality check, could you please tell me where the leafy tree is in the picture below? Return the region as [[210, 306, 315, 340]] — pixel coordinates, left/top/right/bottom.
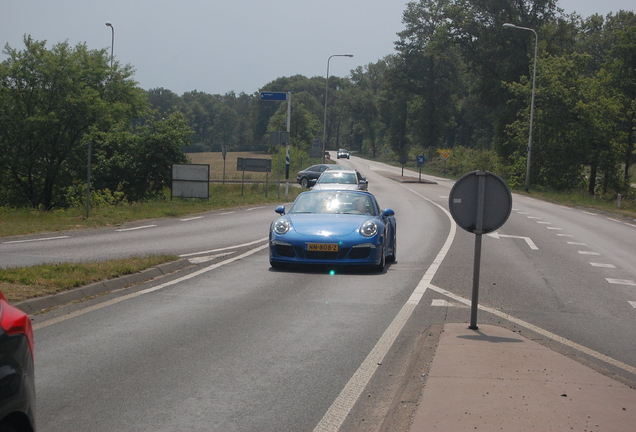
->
[[604, 19, 636, 186], [0, 36, 145, 209], [507, 52, 622, 192], [91, 112, 191, 201]]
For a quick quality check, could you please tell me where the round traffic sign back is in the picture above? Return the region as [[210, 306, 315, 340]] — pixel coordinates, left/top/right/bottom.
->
[[448, 171, 512, 234]]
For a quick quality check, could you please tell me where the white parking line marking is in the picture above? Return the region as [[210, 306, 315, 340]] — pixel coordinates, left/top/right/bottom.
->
[[590, 263, 616, 268], [2, 236, 70, 244], [578, 251, 601, 255], [629, 301, 636, 308], [116, 225, 157, 232], [567, 241, 587, 246], [180, 216, 203, 221], [606, 278, 636, 286]]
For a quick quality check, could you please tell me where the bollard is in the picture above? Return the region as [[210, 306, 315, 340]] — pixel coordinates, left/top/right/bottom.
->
[[617, 194, 622, 209]]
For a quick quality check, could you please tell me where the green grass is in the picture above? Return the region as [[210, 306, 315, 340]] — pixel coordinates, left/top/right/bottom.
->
[[0, 255, 178, 303]]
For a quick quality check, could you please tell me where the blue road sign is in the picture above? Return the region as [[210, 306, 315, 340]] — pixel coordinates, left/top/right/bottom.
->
[[417, 155, 426, 165], [260, 92, 287, 101]]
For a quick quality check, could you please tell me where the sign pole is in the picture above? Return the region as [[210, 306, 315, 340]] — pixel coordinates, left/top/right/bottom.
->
[[470, 173, 486, 329]]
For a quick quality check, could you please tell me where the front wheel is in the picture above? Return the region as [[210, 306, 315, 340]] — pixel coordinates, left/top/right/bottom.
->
[[373, 245, 385, 272], [387, 236, 397, 263]]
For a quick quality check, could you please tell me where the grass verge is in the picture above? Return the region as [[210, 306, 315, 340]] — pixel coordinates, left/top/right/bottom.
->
[[0, 255, 178, 303]]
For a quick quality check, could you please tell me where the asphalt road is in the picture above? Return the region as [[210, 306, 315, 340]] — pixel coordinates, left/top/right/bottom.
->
[[6, 155, 636, 431]]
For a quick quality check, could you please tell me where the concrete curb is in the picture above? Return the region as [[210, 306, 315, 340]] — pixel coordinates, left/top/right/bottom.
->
[[15, 259, 193, 315]]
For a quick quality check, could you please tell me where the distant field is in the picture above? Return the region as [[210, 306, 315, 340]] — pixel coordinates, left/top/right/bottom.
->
[[187, 151, 275, 181], [187, 151, 328, 181]]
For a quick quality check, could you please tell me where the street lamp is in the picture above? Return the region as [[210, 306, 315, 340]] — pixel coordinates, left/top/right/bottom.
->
[[105, 22, 114, 68], [322, 54, 353, 163], [503, 23, 538, 192]]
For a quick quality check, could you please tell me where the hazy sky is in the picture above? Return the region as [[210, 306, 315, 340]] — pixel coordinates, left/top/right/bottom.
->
[[1, 0, 634, 96]]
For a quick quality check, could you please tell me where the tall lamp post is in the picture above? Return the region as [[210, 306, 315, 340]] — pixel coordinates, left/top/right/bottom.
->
[[105, 22, 114, 68], [503, 23, 537, 192], [322, 54, 353, 163]]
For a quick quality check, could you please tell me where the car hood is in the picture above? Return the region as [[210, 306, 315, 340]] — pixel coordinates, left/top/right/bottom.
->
[[287, 214, 370, 235]]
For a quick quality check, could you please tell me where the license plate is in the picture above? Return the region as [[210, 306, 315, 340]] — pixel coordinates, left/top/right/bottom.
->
[[307, 243, 339, 252]]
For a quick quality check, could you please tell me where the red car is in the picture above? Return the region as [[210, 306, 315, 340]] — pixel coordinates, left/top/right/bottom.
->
[[0, 292, 36, 432]]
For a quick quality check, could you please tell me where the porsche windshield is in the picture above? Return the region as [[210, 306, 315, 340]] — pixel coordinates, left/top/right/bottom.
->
[[289, 192, 377, 216]]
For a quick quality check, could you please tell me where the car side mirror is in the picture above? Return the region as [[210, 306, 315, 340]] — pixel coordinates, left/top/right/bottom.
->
[[383, 208, 395, 217], [275, 205, 286, 215]]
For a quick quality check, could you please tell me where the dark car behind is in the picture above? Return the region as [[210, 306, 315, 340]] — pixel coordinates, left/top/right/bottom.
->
[[0, 292, 35, 432], [296, 164, 348, 188]]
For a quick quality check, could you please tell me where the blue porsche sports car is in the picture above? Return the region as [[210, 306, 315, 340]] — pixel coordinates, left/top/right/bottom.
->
[[269, 190, 397, 271]]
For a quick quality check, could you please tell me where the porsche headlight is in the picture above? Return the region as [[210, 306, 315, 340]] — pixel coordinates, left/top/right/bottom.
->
[[273, 219, 290, 235], [360, 221, 378, 237]]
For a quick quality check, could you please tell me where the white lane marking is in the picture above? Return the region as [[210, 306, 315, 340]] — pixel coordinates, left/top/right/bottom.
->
[[626, 223, 636, 228], [116, 225, 157, 232], [33, 243, 269, 331], [432, 299, 452, 307], [607, 278, 636, 286], [546, 227, 563, 230], [188, 252, 235, 263], [527, 216, 541, 219], [578, 251, 601, 255], [517, 212, 530, 215], [486, 232, 538, 250], [629, 301, 636, 308], [246, 206, 266, 211], [179, 238, 268, 258], [313, 187, 455, 432], [590, 263, 616, 268], [567, 241, 587, 246], [427, 284, 636, 376], [582, 211, 598, 216], [557, 234, 574, 237], [536, 221, 551, 224], [219, 211, 236, 215], [2, 236, 70, 244], [607, 218, 622, 223], [180, 216, 204, 221]]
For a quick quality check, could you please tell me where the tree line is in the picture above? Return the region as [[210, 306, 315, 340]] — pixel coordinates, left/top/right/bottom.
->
[[1, 1, 634, 210], [149, 1, 635, 195]]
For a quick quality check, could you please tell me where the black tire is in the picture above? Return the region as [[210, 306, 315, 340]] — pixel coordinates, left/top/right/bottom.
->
[[374, 245, 385, 272], [300, 177, 309, 188], [387, 235, 397, 263]]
